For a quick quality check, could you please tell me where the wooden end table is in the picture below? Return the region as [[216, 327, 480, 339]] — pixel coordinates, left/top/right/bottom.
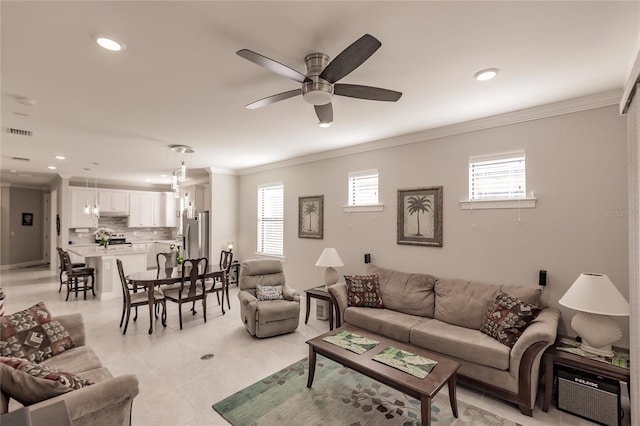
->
[[304, 285, 334, 330], [307, 325, 460, 426], [542, 337, 630, 414]]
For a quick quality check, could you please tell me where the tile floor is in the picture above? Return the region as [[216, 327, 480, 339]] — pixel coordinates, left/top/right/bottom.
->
[[0, 265, 628, 426]]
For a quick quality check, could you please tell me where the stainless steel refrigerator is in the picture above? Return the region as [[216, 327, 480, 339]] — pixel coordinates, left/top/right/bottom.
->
[[182, 211, 209, 259]]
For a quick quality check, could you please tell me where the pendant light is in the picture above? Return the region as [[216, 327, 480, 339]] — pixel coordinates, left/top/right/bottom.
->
[[91, 162, 100, 218], [84, 176, 91, 215], [169, 144, 194, 212]]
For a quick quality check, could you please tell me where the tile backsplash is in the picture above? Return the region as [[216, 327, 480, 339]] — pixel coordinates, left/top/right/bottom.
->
[[69, 217, 176, 245]]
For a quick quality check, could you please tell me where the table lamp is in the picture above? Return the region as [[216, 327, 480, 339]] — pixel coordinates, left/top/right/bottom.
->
[[315, 248, 344, 286], [558, 273, 630, 357]]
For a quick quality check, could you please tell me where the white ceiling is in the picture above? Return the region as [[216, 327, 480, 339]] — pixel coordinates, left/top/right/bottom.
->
[[1, 1, 638, 188]]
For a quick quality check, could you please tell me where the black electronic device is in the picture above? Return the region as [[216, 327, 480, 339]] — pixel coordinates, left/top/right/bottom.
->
[[539, 269, 547, 286], [364, 253, 371, 264], [556, 366, 621, 425]]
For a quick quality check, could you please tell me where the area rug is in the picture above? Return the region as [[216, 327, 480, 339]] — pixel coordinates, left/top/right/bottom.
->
[[213, 356, 521, 426]]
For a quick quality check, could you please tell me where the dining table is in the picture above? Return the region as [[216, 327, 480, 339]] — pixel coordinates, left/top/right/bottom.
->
[[127, 265, 226, 334]]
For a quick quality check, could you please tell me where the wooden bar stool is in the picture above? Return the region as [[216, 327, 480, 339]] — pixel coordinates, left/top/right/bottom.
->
[[56, 247, 86, 293], [61, 250, 95, 301]]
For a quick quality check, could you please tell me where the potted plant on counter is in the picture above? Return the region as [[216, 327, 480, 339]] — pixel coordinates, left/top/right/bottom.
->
[[94, 227, 115, 249]]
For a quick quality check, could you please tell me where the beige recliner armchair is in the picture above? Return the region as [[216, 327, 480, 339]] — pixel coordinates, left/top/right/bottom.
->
[[238, 259, 300, 338]]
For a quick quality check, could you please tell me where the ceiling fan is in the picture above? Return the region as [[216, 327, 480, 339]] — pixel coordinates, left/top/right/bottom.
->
[[236, 34, 402, 126]]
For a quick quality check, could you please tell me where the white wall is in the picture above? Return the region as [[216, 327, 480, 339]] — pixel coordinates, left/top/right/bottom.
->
[[237, 105, 630, 347], [209, 172, 239, 256]]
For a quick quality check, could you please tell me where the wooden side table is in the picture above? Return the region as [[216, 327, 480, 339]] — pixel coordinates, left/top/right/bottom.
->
[[304, 286, 334, 330], [542, 338, 630, 415]]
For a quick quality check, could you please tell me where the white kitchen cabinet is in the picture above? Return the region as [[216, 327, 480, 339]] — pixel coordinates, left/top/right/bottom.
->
[[128, 192, 154, 227], [129, 191, 178, 228], [160, 192, 178, 227], [70, 188, 98, 228], [99, 190, 129, 213]]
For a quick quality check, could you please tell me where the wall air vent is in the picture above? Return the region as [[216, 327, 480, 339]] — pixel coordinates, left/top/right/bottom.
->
[[11, 156, 30, 162], [6, 127, 33, 137]]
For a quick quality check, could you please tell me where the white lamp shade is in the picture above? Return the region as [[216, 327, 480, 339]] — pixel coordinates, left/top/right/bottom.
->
[[315, 248, 344, 267], [559, 273, 630, 316]]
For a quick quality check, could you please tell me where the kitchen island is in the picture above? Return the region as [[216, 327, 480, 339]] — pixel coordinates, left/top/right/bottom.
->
[[67, 246, 147, 300]]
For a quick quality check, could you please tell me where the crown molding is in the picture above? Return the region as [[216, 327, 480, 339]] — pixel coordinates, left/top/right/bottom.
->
[[239, 90, 622, 176]]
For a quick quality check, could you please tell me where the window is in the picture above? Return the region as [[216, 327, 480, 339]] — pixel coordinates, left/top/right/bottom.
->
[[257, 183, 284, 256], [469, 152, 525, 200], [348, 170, 379, 206]]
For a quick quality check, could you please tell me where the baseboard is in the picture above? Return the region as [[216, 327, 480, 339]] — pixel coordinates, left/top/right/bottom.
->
[[0, 260, 49, 271]]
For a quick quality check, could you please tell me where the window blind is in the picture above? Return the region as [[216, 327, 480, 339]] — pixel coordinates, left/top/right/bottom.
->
[[348, 170, 379, 206], [257, 183, 284, 256], [469, 154, 525, 200]]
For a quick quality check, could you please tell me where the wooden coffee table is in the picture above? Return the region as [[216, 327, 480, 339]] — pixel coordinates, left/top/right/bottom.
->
[[306, 325, 461, 426]]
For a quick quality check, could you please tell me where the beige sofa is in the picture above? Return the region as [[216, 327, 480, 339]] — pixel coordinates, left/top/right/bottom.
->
[[328, 264, 560, 416], [1, 313, 139, 425]]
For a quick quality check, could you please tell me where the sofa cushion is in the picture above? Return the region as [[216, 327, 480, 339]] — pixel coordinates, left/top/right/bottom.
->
[[410, 319, 511, 370], [480, 292, 542, 347], [0, 302, 74, 363], [344, 275, 384, 308], [77, 367, 113, 383], [344, 307, 430, 343], [0, 356, 93, 406], [500, 285, 542, 306], [367, 264, 436, 317], [256, 284, 284, 301], [40, 345, 102, 374], [434, 279, 500, 329]]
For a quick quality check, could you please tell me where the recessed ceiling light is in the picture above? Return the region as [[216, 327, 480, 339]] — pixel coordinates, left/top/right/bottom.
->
[[55, 155, 66, 160], [94, 35, 126, 52], [144, 178, 151, 182], [159, 174, 167, 178], [47, 166, 57, 170], [474, 68, 499, 81]]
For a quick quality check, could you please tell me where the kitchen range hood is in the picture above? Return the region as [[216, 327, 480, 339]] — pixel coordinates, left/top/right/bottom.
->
[[99, 211, 129, 217]]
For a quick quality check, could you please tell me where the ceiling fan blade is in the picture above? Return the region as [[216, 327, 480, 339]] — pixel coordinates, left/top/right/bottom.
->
[[237, 49, 307, 83], [319, 34, 381, 83], [245, 89, 301, 109], [315, 103, 333, 123], [334, 84, 402, 102]]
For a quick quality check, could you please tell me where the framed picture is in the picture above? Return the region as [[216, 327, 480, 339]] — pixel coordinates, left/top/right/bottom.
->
[[298, 195, 323, 239], [22, 213, 33, 226], [397, 186, 443, 247]]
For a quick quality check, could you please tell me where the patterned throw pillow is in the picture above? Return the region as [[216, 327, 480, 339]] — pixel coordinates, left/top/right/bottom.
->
[[256, 285, 284, 301], [344, 274, 384, 308], [480, 292, 542, 347], [0, 302, 74, 363], [0, 356, 93, 406]]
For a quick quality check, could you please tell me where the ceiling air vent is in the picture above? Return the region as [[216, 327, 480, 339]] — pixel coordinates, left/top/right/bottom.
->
[[11, 156, 30, 162], [6, 127, 33, 137]]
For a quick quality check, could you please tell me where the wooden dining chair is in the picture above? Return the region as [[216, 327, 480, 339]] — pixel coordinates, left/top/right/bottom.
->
[[117, 259, 166, 335], [56, 247, 86, 293], [61, 250, 95, 301], [163, 257, 208, 330], [206, 250, 232, 310]]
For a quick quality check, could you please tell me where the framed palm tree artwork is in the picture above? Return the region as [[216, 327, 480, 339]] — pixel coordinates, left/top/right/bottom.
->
[[298, 195, 324, 239], [397, 186, 443, 247]]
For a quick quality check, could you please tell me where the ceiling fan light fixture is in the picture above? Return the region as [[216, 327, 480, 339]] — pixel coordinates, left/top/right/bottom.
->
[[318, 121, 332, 128], [474, 68, 499, 81], [94, 35, 126, 52], [302, 79, 334, 105]]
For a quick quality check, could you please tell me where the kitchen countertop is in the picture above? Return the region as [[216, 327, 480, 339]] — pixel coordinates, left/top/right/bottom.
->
[[69, 239, 181, 248], [68, 246, 147, 257]]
